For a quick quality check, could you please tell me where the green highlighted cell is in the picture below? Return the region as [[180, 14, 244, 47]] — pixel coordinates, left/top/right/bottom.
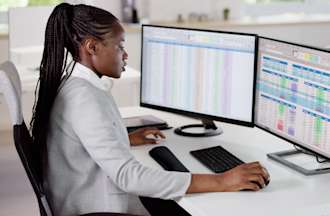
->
[[314, 117, 322, 144], [278, 104, 285, 115], [316, 89, 325, 103], [280, 77, 287, 88]]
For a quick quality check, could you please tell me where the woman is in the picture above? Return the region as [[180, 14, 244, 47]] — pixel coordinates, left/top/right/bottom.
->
[[30, 3, 270, 216]]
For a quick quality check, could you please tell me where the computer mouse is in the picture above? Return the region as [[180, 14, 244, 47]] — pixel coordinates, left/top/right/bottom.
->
[[265, 178, 270, 186], [240, 181, 262, 191], [255, 176, 271, 188], [241, 178, 270, 191]]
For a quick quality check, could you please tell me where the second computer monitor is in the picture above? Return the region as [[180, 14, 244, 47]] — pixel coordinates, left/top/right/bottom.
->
[[255, 37, 330, 162], [141, 25, 257, 136]]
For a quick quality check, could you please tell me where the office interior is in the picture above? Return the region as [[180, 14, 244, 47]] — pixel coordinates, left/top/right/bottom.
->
[[1, 0, 330, 215]]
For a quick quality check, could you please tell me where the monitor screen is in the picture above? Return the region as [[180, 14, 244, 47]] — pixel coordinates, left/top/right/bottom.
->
[[255, 37, 330, 159], [140, 25, 257, 128]]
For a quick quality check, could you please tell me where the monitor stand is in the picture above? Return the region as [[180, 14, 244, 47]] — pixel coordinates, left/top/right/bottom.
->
[[174, 119, 223, 137], [267, 149, 330, 175]]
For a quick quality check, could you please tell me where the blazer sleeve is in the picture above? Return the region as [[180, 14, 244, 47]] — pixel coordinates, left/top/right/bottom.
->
[[66, 85, 191, 200]]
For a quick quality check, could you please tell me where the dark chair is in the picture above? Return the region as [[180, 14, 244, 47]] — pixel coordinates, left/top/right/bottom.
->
[[0, 61, 139, 216]]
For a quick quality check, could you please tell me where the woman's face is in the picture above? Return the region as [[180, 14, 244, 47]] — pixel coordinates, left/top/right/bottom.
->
[[92, 24, 128, 78]]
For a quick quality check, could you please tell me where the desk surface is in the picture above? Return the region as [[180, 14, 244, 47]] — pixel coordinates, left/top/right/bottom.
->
[[120, 107, 330, 216]]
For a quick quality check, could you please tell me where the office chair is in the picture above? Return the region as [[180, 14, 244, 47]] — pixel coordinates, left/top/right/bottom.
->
[[0, 61, 139, 216]]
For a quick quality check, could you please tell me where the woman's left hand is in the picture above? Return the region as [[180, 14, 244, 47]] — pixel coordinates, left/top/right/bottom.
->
[[129, 127, 166, 146]]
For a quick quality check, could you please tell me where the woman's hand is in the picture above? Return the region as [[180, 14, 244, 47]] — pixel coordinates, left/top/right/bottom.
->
[[129, 127, 166, 146], [187, 162, 270, 193], [218, 162, 270, 191]]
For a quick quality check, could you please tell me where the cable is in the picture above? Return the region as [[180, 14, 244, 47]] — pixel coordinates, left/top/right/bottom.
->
[[293, 145, 330, 164], [316, 156, 329, 163]]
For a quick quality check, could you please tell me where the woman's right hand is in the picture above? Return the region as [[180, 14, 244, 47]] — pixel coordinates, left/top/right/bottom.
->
[[217, 162, 270, 191], [187, 162, 270, 193]]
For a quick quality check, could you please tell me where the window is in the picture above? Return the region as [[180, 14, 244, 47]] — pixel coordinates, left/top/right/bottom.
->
[[0, 0, 62, 11], [29, 0, 63, 6], [0, 0, 62, 24], [0, 0, 28, 12], [245, 0, 303, 3]]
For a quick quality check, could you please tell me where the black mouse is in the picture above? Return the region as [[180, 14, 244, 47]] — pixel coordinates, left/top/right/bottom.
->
[[265, 178, 270, 186], [241, 177, 270, 191]]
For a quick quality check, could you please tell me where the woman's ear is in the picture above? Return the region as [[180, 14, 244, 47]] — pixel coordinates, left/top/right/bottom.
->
[[84, 38, 98, 55]]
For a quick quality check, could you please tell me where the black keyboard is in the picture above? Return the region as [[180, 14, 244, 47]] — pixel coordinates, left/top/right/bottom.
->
[[190, 146, 244, 173]]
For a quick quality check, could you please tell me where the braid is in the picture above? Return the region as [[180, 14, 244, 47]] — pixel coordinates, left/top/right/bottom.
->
[[30, 3, 119, 181]]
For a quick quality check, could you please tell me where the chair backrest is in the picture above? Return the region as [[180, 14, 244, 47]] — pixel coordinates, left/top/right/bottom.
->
[[13, 123, 53, 216], [0, 61, 23, 125], [0, 61, 53, 216]]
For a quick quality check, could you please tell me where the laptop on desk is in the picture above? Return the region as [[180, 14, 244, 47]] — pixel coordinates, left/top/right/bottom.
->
[[123, 115, 170, 132]]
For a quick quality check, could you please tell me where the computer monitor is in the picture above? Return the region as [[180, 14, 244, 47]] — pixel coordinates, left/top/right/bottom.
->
[[140, 25, 257, 137], [255, 37, 330, 174]]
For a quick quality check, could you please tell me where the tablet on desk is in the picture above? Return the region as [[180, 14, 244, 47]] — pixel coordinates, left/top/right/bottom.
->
[[123, 115, 171, 132]]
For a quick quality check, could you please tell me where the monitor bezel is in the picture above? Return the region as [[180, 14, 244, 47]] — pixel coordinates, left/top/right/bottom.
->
[[255, 36, 330, 160], [140, 24, 258, 128]]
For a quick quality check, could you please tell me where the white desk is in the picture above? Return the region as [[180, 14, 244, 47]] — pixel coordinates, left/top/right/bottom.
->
[[120, 107, 330, 216]]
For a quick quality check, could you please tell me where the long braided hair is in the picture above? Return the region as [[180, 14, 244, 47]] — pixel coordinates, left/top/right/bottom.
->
[[30, 3, 119, 180]]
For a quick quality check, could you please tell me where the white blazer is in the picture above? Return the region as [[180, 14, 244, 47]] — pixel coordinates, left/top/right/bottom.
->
[[45, 63, 191, 216]]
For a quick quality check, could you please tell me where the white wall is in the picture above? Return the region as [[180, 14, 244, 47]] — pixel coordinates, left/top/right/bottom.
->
[[244, 1, 330, 17], [8, 6, 53, 49], [143, 0, 243, 22], [64, 0, 243, 23], [125, 31, 140, 70], [0, 36, 8, 63], [207, 23, 330, 48], [66, 0, 122, 20]]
